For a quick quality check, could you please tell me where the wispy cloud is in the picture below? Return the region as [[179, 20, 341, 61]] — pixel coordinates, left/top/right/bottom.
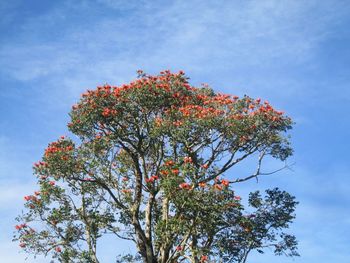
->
[[1, 0, 348, 103]]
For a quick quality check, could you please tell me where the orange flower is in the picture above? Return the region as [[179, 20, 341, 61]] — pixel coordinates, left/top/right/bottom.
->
[[145, 177, 154, 183], [155, 117, 162, 126], [213, 184, 223, 191], [171, 169, 179, 175], [160, 170, 169, 176], [172, 120, 183, 127], [199, 182, 206, 188], [165, 160, 175, 166], [179, 183, 191, 190], [183, 157, 192, 163], [200, 255, 208, 262], [221, 179, 229, 187]]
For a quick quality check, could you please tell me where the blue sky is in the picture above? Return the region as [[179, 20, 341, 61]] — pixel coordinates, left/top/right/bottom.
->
[[0, 0, 349, 262]]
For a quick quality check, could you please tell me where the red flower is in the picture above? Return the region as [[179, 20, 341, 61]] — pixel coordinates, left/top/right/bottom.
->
[[199, 182, 206, 188], [152, 175, 159, 180], [179, 183, 191, 190], [183, 157, 192, 163], [171, 169, 179, 175], [19, 243, 26, 248], [102, 108, 111, 117], [234, 196, 241, 201], [175, 245, 183, 251], [146, 175, 159, 183], [172, 120, 183, 127], [221, 179, 229, 187], [49, 181, 55, 186], [165, 160, 175, 166], [201, 163, 209, 169], [160, 170, 169, 176], [145, 177, 154, 183], [213, 184, 223, 191], [55, 247, 62, 253], [200, 255, 208, 262], [154, 117, 162, 126]]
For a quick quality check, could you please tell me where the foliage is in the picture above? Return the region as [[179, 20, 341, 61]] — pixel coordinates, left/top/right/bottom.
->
[[14, 70, 298, 263]]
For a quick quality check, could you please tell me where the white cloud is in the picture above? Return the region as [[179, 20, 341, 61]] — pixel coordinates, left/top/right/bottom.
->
[[1, 0, 347, 101]]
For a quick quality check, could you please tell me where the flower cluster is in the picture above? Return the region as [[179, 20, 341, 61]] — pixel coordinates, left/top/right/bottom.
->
[[44, 140, 74, 158], [179, 182, 192, 190], [178, 105, 224, 119], [145, 175, 159, 183], [101, 107, 117, 117]]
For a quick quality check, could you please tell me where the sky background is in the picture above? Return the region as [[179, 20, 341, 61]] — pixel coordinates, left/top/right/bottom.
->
[[0, 0, 349, 262]]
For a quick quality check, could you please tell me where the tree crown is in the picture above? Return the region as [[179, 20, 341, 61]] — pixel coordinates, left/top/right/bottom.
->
[[15, 70, 297, 263]]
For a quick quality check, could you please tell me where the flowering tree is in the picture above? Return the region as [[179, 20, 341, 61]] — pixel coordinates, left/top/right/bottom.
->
[[14, 70, 298, 263]]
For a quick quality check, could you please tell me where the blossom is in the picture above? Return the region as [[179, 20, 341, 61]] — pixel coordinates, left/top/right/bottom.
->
[[172, 120, 183, 127], [160, 170, 169, 176], [155, 117, 163, 126], [146, 175, 159, 183], [179, 183, 191, 190], [165, 160, 175, 166], [201, 163, 209, 169], [102, 108, 117, 117], [15, 224, 26, 230], [171, 169, 179, 175], [213, 184, 223, 191], [221, 179, 229, 187], [175, 245, 183, 251], [199, 182, 206, 188], [183, 156, 192, 163], [200, 255, 208, 262]]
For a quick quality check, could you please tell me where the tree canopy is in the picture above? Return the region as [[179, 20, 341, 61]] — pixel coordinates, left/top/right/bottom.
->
[[15, 70, 298, 263]]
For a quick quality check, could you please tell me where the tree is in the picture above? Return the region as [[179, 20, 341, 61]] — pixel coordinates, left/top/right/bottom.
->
[[14, 70, 298, 263]]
